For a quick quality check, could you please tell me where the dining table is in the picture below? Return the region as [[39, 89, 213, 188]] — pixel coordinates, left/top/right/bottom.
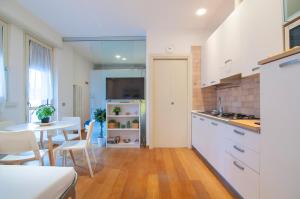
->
[[3, 121, 77, 166]]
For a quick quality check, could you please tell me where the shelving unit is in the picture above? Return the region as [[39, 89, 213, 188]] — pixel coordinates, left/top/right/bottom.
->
[[106, 101, 140, 148]]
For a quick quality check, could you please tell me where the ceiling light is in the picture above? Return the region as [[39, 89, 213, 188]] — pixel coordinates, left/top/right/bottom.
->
[[115, 55, 121, 59], [196, 8, 207, 16], [122, 57, 127, 61]]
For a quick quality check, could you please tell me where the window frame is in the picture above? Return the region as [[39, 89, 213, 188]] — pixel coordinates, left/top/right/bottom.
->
[[25, 34, 54, 122], [0, 19, 8, 102]]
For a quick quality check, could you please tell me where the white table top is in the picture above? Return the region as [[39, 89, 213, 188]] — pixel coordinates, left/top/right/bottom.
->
[[3, 121, 76, 132]]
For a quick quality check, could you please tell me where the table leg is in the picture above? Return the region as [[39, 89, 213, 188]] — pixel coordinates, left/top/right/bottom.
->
[[40, 131, 44, 149], [63, 130, 76, 166], [47, 134, 55, 166]]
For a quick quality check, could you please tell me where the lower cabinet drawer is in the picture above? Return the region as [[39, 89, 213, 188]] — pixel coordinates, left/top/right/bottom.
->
[[224, 152, 259, 199], [225, 139, 260, 173]]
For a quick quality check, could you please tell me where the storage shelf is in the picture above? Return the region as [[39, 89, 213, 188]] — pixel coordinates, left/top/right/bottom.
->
[[107, 115, 139, 118], [107, 142, 140, 148], [107, 128, 140, 131]]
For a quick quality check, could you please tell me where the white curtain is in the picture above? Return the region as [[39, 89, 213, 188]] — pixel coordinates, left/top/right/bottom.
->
[[28, 40, 53, 107], [0, 26, 6, 107]]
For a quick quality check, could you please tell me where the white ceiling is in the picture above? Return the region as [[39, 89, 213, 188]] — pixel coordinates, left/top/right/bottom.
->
[[16, 0, 234, 37], [68, 40, 146, 66]]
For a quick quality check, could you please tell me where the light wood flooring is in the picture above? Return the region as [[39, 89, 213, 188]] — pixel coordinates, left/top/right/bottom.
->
[[57, 147, 233, 199]]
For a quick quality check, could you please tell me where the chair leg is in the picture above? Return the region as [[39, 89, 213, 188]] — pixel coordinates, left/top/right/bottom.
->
[[69, 150, 76, 166], [91, 145, 97, 164], [84, 148, 94, 177], [63, 151, 67, 166]]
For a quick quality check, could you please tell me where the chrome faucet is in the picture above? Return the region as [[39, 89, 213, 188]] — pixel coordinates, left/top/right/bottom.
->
[[218, 97, 224, 115]]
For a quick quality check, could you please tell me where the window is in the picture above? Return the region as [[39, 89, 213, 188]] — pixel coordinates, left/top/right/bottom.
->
[[26, 37, 53, 122], [0, 22, 6, 107]]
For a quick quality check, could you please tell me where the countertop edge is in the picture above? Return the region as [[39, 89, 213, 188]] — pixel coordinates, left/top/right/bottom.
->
[[191, 111, 260, 134], [258, 47, 300, 65]]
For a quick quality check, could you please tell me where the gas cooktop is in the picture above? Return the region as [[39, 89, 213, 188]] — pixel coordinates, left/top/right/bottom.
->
[[203, 112, 260, 120]]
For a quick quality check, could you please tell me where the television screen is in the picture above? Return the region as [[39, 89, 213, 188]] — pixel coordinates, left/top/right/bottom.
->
[[106, 78, 145, 99]]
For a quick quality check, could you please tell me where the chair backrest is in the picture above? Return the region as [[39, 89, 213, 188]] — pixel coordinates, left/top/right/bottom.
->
[[0, 131, 40, 155], [86, 120, 95, 144], [62, 117, 82, 139], [0, 121, 15, 131]]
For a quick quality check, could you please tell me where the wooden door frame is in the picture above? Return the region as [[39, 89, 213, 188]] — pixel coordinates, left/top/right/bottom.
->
[[148, 54, 192, 149]]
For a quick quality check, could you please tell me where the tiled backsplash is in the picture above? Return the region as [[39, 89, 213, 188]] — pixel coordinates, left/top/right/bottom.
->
[[201, 74, 260, 117]]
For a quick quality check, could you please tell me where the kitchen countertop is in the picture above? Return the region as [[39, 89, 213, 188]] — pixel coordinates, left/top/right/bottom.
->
[[192, 111, 260, 134], [258, 46, 300, 65]]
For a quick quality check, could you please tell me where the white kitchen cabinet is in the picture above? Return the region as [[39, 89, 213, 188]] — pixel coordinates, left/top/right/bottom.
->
[[260, 53, 300, 199], [191, 114, 261, 199], [201, 0, 283, 87], [224, 153, 259, 199]]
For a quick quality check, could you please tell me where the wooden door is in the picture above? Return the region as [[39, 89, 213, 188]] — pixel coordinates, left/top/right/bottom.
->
[[153, 58, 188, 147]]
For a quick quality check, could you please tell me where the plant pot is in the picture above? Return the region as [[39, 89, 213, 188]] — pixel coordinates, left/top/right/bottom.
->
[[41, 117, 50, 123], [115, 112, 119, 115], [97, 137, 106, 147], [132, 123, 139, 129], [108, 123, 116, 129]]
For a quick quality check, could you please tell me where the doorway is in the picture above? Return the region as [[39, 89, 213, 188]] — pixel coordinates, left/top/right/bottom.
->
[[151, 56, 191, 148]]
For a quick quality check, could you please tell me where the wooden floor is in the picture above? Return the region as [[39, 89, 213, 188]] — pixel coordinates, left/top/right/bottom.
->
[[59, 147, 233, 199]]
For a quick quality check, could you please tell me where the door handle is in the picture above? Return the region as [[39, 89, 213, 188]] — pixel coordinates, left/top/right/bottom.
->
[[171, 102, 175, 105], [233, 129, 245, 136], [233, 161, 245, 171], [233, 145, 245, 153], [252, 67, 260, 72], [279, 59, 300, 68]]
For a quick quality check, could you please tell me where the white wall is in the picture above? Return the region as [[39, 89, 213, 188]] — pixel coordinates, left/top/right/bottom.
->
[[55, 44, 92, 123]]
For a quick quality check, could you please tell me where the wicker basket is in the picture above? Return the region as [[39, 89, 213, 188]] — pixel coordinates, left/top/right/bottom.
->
[[132, 123, 139, 129], [108, 123, 116, 129]]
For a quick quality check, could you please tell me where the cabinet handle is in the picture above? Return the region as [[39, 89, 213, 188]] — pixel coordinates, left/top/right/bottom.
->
[[210, 81, 216, 84], [233, 161, 245, 171], [193, 116, 197, 118], [252, 67, 260, 72], [233, 129, 245, 136], [233, 145, 245, 153], [279, 59, 300, 68], [200, 118, 205, 121], [224, 59, 232, 64], [202, 83, 206, 87], [211, 122, 218, 126]]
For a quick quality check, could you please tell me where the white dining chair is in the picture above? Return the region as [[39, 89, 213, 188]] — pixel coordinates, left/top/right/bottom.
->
[[50, 117, 82, 145], [55, 120, 96, 177], [0, 131, 47, 165], [0, 121, 15, 130]]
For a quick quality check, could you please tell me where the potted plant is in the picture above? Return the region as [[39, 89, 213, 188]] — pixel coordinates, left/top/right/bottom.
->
[[132, 119, 139, 129], [35, 104, 55, 123], [112, 106, 121, 115], [94, 108, 106, 146], [108, 119, 117, 129]]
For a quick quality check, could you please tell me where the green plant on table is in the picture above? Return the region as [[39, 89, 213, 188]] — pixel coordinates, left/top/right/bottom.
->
[[35, 104, 55, 123]]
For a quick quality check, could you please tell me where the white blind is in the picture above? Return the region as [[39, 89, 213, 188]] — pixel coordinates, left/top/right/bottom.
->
[[0, 25, 6, 106], [28, 40, 53, 107]]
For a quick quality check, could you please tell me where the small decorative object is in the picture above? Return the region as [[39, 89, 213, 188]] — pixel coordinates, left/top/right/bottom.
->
[[125, 112, 130, 115], [134, 139, 139, 143], [107, 136, 120, 144], [123, 138, 131, 143], [113, 106, 121, 115], [117, 122, 121, 128], [94, 108, 106, 146], [108, 120, 117, 129], [121, 124, 126, 129], [132, 119, 139, 129], [126, 121, 131, 128], [35, 104, 55, 123]]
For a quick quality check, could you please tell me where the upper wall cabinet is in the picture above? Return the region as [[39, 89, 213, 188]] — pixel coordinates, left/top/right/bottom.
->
[[201, 0, 283, 87], [284, 0, 300, 22]]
